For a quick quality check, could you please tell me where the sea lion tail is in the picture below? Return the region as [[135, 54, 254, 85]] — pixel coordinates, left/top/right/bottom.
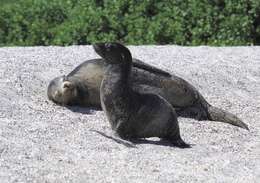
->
[[207, 106, 249, 130]]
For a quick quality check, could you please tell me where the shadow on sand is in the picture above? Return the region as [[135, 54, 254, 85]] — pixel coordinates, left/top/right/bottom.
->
[[91, 130, 193, 148], [65, 106, 102, 114]]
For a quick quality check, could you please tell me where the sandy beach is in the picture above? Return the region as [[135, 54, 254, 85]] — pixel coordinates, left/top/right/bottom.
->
[[0, 46, 259, 183]]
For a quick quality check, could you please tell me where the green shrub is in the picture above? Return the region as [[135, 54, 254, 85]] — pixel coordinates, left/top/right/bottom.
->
[[0, 0, 259, 46]]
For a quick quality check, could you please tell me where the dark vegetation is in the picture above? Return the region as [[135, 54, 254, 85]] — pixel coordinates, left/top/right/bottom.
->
[[0, 0, 260, 46]]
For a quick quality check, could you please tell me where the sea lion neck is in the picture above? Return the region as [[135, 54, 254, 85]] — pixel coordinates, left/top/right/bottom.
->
[[105, 44, 133, 84], [99, 44, 135, 131], [120, 45, 132, 65], [103, 64, 131, 94]]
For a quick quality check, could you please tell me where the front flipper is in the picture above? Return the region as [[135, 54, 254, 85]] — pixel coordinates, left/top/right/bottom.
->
[[132, 58, 171, 77], [90, 130, 136, 148]]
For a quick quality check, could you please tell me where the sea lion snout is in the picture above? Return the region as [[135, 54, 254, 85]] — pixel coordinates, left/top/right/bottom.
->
[[93, 43, 106, 58], [93, 42, 127, 64]]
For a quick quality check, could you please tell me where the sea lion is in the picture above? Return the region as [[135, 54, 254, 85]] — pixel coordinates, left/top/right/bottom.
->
[[47, 58, 171, 108], [94, 42, 190, 148], [47, 48, 249, 130]]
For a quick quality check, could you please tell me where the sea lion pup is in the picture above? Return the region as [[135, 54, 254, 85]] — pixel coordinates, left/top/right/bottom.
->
[[47, 50, 249, 130], [93, 42, 190, 148]]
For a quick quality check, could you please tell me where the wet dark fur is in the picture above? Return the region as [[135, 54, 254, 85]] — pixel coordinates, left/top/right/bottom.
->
[[95, 42, 190, 148]]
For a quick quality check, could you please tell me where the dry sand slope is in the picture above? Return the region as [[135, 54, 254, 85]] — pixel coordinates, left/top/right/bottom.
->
[[0, 46, 259, 183]]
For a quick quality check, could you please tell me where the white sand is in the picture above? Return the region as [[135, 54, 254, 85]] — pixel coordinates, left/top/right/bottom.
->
[[0, 46, 259, 183]]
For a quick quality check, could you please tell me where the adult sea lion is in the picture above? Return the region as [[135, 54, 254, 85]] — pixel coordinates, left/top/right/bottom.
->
[[47, 48, 249, 130], [94, 42, 190, 148], [47, 58, 171, 107]]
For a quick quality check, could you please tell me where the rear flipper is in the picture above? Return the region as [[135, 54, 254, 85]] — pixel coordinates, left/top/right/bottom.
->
[[175, 101, 249, 130], [207, 106, 249, 130], [170, 138, 191, 148], [164, 135, 191, 148]]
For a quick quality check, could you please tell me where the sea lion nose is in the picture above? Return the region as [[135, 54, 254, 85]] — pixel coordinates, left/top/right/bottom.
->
[[93, 43, 103, 49], [93, 43, 107, 53]]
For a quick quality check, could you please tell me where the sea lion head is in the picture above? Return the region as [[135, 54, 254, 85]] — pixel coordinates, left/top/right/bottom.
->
[[47, 75, 78, 105], [93, 42, 131, 64]]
